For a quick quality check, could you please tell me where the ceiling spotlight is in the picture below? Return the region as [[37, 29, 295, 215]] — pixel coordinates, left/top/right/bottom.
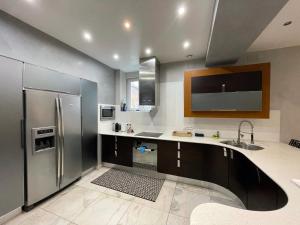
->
[[145, 48, 152, 55], [25, 0, 35, 3], [183, 41, 190, 49], [123, 20, 131, 30], [113, 54, 119, 60], [177, 5, 186, 17], [82, 31, 92, 42], [186, 54, 193, 59], [283, 21, 292, 26]]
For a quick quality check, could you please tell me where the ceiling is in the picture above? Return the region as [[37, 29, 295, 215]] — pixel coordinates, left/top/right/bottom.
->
[[0, 0, 216, 72], [249, 0, 300, 52]]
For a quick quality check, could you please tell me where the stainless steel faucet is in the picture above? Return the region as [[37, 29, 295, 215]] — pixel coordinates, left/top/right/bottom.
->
[[237, 120, 254, 144]]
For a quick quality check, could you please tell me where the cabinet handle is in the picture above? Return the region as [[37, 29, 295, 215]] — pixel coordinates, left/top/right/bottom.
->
[[177, 142, 180, 150], [115, 150, 118, 157], [256, 168, 261, 184], [177, 151, 181, 159], [115, 143, 117, 150], [115, 136, 117, 142], [223, 148, 227, 157], [230, 149, 234, 160], [177, 160, 181, 168]]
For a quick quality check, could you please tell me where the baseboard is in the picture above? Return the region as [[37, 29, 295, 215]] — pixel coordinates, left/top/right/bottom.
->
[[0, 207, 22, 224]]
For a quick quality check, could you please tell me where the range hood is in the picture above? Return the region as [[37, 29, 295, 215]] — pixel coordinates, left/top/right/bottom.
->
[[139, 57, 160, 108]]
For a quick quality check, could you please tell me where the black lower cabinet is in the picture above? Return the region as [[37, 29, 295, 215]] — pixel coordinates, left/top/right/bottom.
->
[[228, 149, 248, 206], [116, 136, 133, 167], [180, 143, 228, 187], [102, 135, 133, 167], [247, 162, 278, 211], [277, 186, 288, 209], [102, 135, 116, 164], [180, 142, 205, 180], [157, 141, 180, 176], [201, 145, 228, 187]]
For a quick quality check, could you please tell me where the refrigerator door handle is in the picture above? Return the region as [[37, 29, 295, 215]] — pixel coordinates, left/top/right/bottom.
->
[[55, 98, 61, 186], [59, 98, 65, 179]]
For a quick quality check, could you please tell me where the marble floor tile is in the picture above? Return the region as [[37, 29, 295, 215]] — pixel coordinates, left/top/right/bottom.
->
[[162, 180, 177, 189], [210, 196, 244, 209], [43, 186, 104, 221], [4, 208, 70, 225], [166, 214, 190, 225], [104, 188, 136, 201], [117, 202, 169, 225], [133, 184, 175, 212], [73, 195, 131, 225], [176, 183, 210, 195], [170, 187, 210, 218], [209, 189, 236, 201]]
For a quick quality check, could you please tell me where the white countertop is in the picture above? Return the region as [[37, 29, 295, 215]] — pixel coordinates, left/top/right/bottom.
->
[[99, 130, 300, 225]]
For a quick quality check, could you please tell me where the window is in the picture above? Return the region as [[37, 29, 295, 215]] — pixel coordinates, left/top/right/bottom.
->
[[127, 78, 139, 111]]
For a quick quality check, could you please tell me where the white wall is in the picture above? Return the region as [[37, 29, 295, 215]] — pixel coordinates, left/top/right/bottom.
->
[[111, 59, 281, 142], [0, 11, 115, 104]]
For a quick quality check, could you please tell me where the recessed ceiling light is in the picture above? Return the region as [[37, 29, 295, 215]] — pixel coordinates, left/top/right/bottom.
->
[[283, 21, 292, 26], [177, 5, 186, 17], [25, 0, 35, 3], [186, 54, 193, 59], [145, 48, 152, 55], [113, 54, 119, 60], [82, 31, 92, 42], [183, 41, 190, 49], [123, 20, 131, 30]]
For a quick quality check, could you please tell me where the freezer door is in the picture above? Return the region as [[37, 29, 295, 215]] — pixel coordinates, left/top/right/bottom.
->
[[0, 57, 23, 216], [59, 94, 82, 188], [24, 90, 60, 206]]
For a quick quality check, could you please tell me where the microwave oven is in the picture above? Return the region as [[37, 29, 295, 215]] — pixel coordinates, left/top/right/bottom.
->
[[100, 105, 115, 120]]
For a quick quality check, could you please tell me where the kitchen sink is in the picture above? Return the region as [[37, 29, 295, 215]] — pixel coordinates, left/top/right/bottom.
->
[[220, 140, 264, 151]]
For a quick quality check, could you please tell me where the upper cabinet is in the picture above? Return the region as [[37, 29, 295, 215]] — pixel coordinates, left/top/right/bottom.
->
[[184, 63, 270, 118]]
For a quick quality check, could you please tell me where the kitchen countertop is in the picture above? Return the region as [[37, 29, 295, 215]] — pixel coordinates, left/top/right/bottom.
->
[[99, 130, 300, 225]]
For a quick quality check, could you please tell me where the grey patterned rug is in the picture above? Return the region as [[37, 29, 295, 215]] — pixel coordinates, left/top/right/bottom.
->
[[91, 169, 164, 202]]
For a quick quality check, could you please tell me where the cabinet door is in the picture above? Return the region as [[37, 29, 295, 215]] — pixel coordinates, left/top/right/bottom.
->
[[276, 186, 288, 209], [157, 141, 180, 176], [228, 149, 248, 206], [180, 143, 228, 186], [102, 135, 116, 164], [180, 142, 204, 180], [247, 163, 277, 211], [0, 57, 24, 216], [201, 145, 228, 187], [116, 136, 133, 167]]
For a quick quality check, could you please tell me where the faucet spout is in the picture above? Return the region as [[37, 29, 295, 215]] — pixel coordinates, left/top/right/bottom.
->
[[237, 120, 254, 144]]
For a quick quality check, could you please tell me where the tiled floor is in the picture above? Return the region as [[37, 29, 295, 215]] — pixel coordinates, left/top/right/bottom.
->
[[5, 167, 243, 225]]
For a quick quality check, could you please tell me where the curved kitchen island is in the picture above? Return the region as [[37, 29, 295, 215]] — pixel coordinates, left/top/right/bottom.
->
[[99, 130, 299, 225]]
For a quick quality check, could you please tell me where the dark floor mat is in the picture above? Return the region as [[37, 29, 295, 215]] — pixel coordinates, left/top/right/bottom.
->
[[91, 168, 164, 202]]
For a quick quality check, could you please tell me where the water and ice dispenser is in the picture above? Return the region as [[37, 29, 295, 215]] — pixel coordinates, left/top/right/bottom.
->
[[31, 126, 56, 153]]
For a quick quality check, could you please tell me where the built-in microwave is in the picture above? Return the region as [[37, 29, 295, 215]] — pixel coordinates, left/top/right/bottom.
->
[[100, 105, 115, 120]]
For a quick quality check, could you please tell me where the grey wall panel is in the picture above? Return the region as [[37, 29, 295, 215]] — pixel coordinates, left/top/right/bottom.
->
[[0, 11, 115, 104], [0, 56, 24, 216], [81, 79, 98, 172], [23, 63, 80, 95]]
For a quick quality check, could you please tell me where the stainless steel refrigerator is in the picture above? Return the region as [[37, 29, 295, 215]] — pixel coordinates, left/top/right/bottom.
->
[[24, 89, 82, 209]]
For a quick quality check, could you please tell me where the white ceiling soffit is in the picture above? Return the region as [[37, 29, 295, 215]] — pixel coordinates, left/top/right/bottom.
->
[[0, 0, 215, 72], [249, 0, 300, 52], [205, 0, 289, 67]]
